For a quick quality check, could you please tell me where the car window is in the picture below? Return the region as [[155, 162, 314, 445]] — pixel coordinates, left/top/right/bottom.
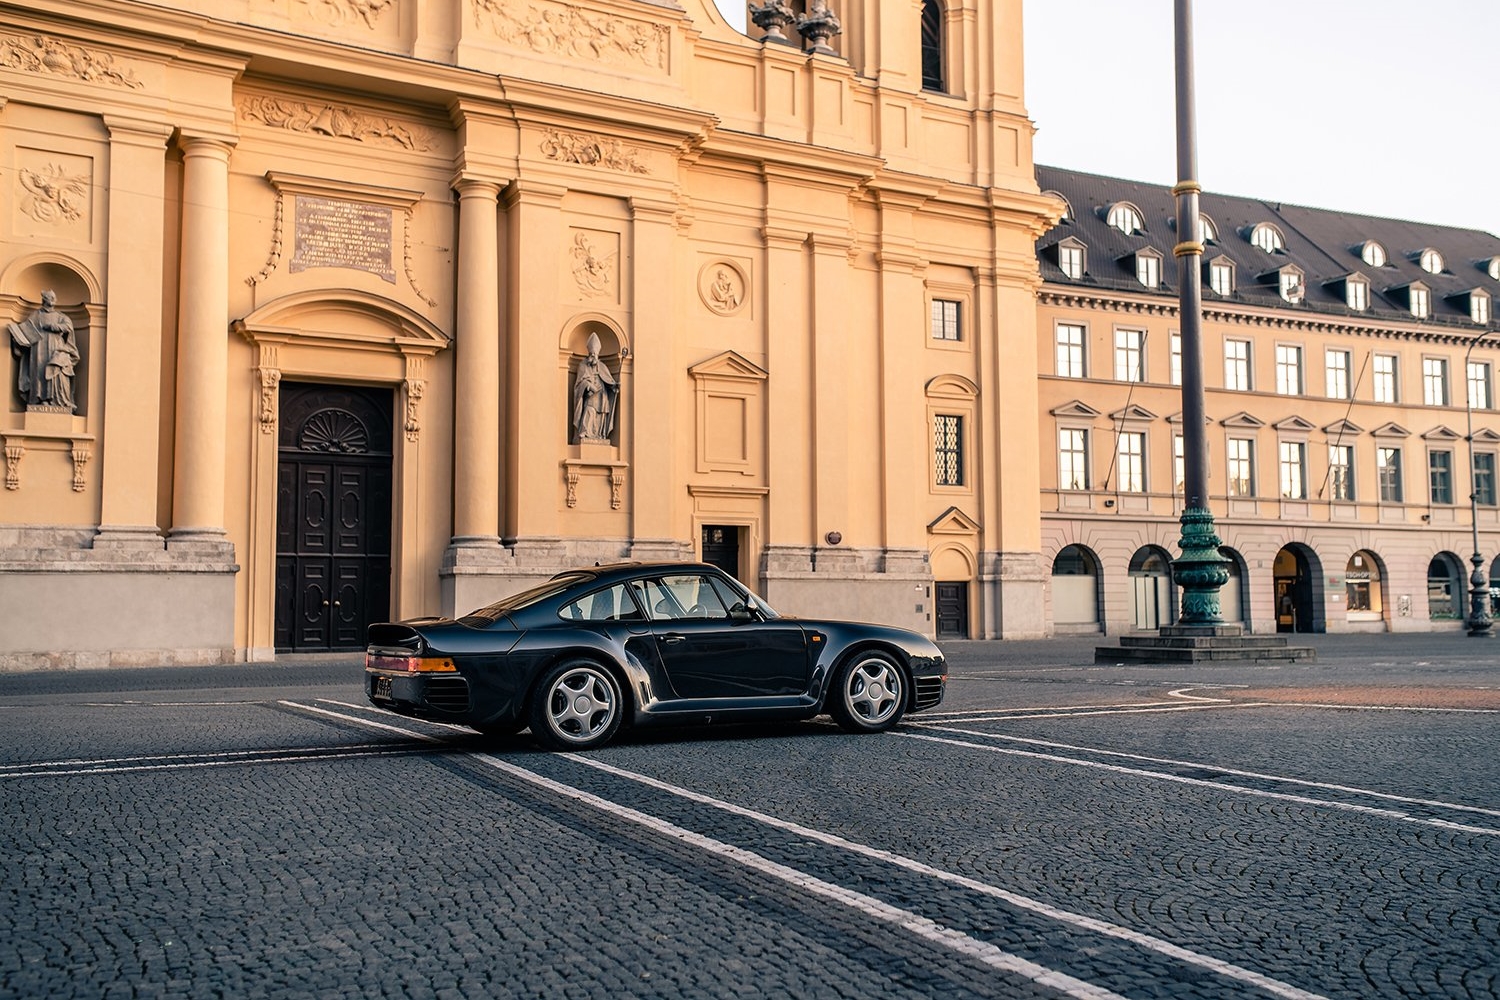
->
[[649, 575, 730, 620], [462, 573, 594, 625], [559, 583, 645, 623], [707, 574, 781, 619]]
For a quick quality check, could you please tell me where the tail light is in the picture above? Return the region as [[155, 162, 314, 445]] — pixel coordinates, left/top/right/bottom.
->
[[366, 653, 457, 673]]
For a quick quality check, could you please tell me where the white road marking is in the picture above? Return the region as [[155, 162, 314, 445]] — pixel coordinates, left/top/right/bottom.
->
[[907, 730, 1500, 821], [283, 701, 1329, 1000], [0, 747, 417, 779], [901, 729, 1500, 836], [0, 742, 403, 771], [924, 702, 1269, 723]]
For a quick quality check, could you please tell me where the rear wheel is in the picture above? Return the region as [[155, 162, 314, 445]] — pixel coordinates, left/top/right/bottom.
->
[[529, 659, 624, 751], [828, 651, 907, 733]]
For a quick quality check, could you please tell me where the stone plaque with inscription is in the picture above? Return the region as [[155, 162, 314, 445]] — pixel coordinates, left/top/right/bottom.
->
[[289, 195, 395, 282]]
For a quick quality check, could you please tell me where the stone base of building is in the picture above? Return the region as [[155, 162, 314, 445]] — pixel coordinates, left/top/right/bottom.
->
[[440, 535, 696, 616], [761, 545, 934, 635], [0, 525, 238, 671], [979, 550, 1048, 639]]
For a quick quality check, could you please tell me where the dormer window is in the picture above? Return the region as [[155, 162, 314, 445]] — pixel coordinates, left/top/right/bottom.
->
[[1250, 223, 1285, 253], [1474, 292, 1491, 325], [1488, 257, 1500, 281], [1044, 191, 1072, 223], [1279, 266, 1305, 305], [1346, 276, 1369, 311], [1106, 202, 1144, 235], [1360, 241, 1388, 267], [1199, 215, 1218, 244], [1056, 237, 1087, 279], [1208, 257, 1234, 296], [1135, 249, 1163, 289], [1418, 248, 1445, 274], [1406, 282, 1431, 319]]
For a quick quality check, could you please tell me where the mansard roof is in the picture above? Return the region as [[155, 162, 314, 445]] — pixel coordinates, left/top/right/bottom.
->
[[1035, 164, 1500, 332]]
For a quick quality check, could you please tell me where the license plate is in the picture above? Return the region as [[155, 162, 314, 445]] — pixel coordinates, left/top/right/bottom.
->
[[373, 676, 393, 700]]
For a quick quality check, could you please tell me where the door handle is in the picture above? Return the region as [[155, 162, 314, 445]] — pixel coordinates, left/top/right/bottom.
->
[[661, 633, 685, 644]]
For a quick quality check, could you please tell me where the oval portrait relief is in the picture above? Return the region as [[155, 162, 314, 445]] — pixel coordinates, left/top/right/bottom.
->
[[698, 261, 747, 316]]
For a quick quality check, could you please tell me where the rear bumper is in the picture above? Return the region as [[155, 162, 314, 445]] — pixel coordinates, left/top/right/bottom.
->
[[367, 669, 472, 716]]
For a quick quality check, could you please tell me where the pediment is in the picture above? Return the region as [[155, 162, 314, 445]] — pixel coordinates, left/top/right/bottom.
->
[[1421, 425, 1462, 441], [234, 289, 451, 352], [1108, 403, 1158, 423], [1051, 399, 1101, 418], [1322, 419, 1364, 436], [1220, 411, 1265, 429], [926, 373, 980, 399], [928, 506, 980, 534], [1166, 411, 1213, 426], [688, 350, 768, 382], [1371, 421, 1411, 439], [1272, 415, 1316, 433], [1473, 428, 1500, 444]]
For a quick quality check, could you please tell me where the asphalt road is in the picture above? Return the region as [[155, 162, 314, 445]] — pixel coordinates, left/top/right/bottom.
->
[[2, 634, 1496, 999]]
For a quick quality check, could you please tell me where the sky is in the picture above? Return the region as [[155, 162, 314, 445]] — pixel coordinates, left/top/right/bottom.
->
[[712, 0, 1500, 236]]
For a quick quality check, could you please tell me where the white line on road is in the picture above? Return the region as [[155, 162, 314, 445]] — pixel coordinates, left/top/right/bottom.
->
[[283, 700, 1329, 1000], [904, 729, 1500, 821], [900, 729, 1500, 835]]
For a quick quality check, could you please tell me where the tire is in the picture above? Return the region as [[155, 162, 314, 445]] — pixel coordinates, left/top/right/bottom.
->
[[529, 659, 624, 751], [828, 651, 907, 733]]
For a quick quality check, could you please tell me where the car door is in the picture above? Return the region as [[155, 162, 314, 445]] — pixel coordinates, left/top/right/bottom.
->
[[634, 573, 809, 699]]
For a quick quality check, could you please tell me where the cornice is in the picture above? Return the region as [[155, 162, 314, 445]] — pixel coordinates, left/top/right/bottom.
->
[[1039, 282, 1500, 347]]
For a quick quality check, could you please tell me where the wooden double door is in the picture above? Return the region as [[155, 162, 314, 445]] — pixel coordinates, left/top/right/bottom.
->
[[275, 383, 393, 652]]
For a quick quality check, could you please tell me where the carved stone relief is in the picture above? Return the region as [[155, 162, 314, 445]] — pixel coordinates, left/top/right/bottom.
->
[[471, 0, 668, 71], [238, 94, 436, 151], [540, 129, 649, 175], [70, 443, 90, 492], [18, 161, 89, 228], [258, 368, 282, 433], [299, 0, 394, 28], [699, 261, 747, 316], [403, 378, 425, 442], [0, 33, 143, 89], [568, 231, 617, 299], [3, 440, 21, 490]]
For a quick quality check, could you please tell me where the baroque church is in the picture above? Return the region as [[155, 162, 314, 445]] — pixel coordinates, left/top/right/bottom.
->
[[1, 0, 1055, 665]]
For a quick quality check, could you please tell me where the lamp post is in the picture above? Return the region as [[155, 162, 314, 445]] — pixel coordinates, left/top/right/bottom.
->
[[1168, 0, 1229, 625], [1463, 329, 1495, 637]]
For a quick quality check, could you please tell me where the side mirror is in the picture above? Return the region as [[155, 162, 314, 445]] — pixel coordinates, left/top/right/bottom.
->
[[728, 602, 755, 622]]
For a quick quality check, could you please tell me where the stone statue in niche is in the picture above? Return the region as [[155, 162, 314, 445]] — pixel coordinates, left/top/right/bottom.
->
[[571, 332, 619, 444], [8, 290, 81, 412]]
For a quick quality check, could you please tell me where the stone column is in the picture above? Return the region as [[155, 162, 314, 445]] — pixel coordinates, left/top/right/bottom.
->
[[168, 135, 235, 550], [627, 197, 677, 551], [95, 117, 173, 549], [451, 177, 503, 547]]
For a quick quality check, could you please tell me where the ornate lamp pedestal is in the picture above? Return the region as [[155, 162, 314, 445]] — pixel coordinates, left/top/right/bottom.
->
[[1466, 551, 1492, 637]]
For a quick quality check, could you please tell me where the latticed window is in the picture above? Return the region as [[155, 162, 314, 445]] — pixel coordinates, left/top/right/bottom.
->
[[1225, 339, 1251, 391], [1115, 329, 1145, 382], [934, 414, 963, 486], [1275, 344, 1302, 395], [1475, 453, 1497, 506], [1279, 441, 1306, 499], [1056, 323, 1085, 377], [1117, 432, 1145, 493], [1326, 350, 1351, 400], [1423, 357, 1448, 406], [1378, 447, 1403, 502], [1468, 361, 1492, 410], [1373, 354, 1397, 403], [930, 299, 960, 341], [1227, 438, 1254, 497], [1059, 428, 1089, 490], [1429, 450, 1453, 504], [1329, 444, 1354, 501]]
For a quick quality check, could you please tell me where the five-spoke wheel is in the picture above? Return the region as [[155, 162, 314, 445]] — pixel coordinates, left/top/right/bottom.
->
[[828, 651, 907, 733], [529, 660, 624, 751]]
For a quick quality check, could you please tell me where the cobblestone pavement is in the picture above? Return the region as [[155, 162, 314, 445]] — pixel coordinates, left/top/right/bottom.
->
[[1, 633, 1496, 999]]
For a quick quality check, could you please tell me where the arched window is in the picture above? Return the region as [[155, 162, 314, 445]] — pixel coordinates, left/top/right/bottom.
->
[[1250, 223, 1284, 253], [1418, 248, 1445, 274], [1199, 214, 1218, 243], [1360, 241, 1388, 267], [1106, 202, 1144, 235], [920, 0, 945, 93], [1488, 257, 1500, 281]]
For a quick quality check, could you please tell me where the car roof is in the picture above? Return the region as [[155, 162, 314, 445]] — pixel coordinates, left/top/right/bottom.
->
[[554, 561, 726, 585]]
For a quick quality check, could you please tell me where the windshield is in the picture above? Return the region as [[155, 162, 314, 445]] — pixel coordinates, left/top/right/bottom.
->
[[460, 573, 594, 625], [718, 574, 780, 619]]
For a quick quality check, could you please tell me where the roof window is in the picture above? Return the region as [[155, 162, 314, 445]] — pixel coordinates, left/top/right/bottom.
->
[[1359, 241, 1387, 268], [1418, 248, 1445, 274], [1044, 191, 1072, 223], [1488, 257, 1500, 281], [1106, 202, 1144, 235], [1250, 223, 1284, 253]]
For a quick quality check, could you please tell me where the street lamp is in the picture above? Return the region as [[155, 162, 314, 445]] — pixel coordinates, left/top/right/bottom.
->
[[1168, 0, 1229, 625], [1463, 329, 1496, 637]]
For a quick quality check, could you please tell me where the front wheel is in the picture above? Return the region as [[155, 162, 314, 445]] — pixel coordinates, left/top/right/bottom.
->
[[529, 660, 624, 751], [828, 651, 907, 733]]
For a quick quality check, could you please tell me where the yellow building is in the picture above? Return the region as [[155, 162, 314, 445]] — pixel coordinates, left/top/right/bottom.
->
[[1035, 166, 1500, 635], [0, 0, 1057, 666]]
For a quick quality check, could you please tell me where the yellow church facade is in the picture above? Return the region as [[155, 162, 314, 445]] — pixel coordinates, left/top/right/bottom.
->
[[0, 0, 1056, 666]]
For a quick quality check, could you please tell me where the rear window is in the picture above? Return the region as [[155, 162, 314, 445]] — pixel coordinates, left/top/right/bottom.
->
[[461, 573, 594, 625], [559, 583, 646, 623]]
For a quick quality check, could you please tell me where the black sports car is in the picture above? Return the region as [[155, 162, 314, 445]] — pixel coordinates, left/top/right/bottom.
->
[[365, 561, 946, 750]]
